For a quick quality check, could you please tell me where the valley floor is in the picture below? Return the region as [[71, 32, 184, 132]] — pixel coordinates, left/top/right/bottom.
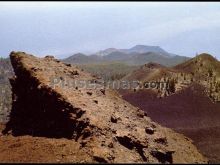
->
[[176, 127, 220, 163], [119, 85, 220, 163]]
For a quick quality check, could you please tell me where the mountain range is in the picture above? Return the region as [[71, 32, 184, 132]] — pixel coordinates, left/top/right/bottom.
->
[[63, 45, 190, 66], [94, 45, 172, 57]]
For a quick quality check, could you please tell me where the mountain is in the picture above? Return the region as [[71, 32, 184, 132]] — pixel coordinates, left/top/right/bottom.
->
[[62, 53, 101, 64], [103, 51, 134, 61], [93, 45, 172, 58], [0, 52, 207, 163], [174, 53, 220, 78], [94, 48, 120, 56], [122, 45, 171, 57], [124, 52, 190, 66], [63, 49, 190, 67], [119, 53, 220, 163], [123, 62, 173, 82], [123, 53, 220, 101]]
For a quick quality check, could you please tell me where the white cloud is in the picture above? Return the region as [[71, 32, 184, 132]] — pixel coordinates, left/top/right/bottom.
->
[[110, 10, 220, 46]]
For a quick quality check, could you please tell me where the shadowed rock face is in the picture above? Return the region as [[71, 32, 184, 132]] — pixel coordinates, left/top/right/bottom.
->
[[3, 52, 207, 163]]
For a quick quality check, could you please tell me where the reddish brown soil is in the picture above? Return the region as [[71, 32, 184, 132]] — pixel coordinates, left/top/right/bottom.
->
[[0, 124, 92, 163], [0, 52, 207, 163], [119, 85, 220, 163]]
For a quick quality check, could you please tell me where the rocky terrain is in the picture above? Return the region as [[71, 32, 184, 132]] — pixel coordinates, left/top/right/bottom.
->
[[0, 52, 207, 163], [119, 53, 220, 163]]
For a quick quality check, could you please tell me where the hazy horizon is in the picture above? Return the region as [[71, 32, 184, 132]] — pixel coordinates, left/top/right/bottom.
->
[[1, 2, 220, 59]]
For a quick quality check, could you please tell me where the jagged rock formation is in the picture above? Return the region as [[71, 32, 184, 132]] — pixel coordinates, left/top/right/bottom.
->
[[3, 52, 207, 163]]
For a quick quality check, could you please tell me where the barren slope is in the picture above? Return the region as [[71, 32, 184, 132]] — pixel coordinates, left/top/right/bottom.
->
[[0, 52, 207, 163], [120, 85, 220, 163], [124, 53, 220, 102], [119, 53, 220, 163]]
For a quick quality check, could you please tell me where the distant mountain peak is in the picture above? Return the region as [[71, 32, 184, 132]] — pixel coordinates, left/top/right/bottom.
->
[[95, 48, 119, 56], [104, 48, 117, 51], [74, 53, 87, 56], [126, 45, 171, 57], [92, 45, 172, 58], [64, 45, 189, 66], [132, 44, 160, 48]]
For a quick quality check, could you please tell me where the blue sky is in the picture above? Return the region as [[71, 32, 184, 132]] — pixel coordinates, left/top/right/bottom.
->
[[0, 2, 220, 59]]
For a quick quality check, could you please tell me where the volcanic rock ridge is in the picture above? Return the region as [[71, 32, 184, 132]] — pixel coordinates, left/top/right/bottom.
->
[[3, 52, 207, 163]]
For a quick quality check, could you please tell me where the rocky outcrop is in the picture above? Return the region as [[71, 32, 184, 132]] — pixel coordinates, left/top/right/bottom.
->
[[3, 52, 207, 163]]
